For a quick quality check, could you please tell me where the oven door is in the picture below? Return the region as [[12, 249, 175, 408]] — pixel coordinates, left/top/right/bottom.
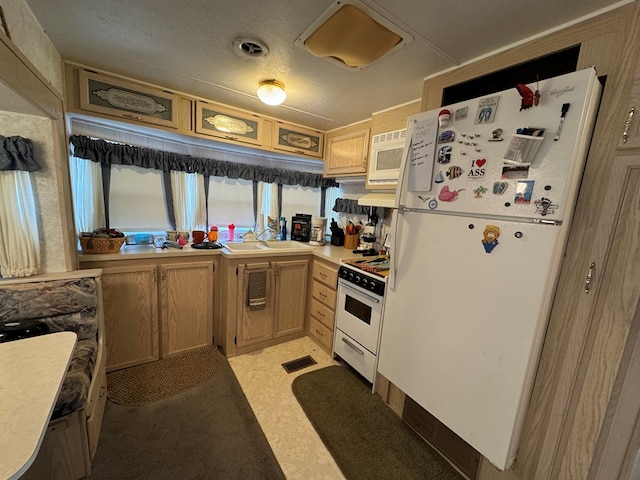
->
[[335, 280, 383, 353]]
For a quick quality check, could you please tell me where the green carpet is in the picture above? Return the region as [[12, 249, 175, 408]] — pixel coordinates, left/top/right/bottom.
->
[[292, 365, 464, 480], [88, 355, 285, 480]]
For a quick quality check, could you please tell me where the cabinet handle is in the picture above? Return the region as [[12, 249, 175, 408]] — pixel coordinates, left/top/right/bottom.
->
[[153, 269, 157, 282], [319, 271, 327, 279], [316, 309, 325, 318], [161, 267, 166, 281], [584, 262, 596, 294], [121, 113, 143, 120], [622, 106, 635, 144], [318, 291, 327, 299], [315, 329, 324, 337]]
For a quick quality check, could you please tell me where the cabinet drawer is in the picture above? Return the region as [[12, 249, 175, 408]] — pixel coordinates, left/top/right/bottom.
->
[[310, 297, 335, 330], [334, 328, 377, 383], [313, 261, 338, 287], [309, 317, 333, 351], [312, 279, 337, 308]]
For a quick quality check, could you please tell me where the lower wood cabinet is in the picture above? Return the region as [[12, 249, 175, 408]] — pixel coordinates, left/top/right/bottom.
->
[[308, 259, 339, 353], [223, 256, 309, 355], [81, 258, 215, 371]]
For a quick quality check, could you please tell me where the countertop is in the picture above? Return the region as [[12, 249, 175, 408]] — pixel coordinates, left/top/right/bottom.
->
[[78, 242, 366, 266], [0, 332, 77, 480]]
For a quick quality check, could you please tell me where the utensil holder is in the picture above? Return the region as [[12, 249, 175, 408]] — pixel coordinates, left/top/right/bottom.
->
[[344, 234, 359, 249]]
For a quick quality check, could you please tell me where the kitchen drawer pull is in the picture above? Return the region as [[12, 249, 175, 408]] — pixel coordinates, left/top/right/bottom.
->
[[315, 329, 324, 337], [342, 337, 364, 355], [318, 291, 327, 298], [319, 271, 327, 279], [316, 310, 325, 318]]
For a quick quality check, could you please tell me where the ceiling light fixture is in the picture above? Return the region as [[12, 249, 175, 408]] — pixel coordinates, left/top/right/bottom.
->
[[257, 79, 286, 106]]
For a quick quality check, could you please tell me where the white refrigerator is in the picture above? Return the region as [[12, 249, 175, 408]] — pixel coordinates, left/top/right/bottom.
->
[[377, 68, 602, 470]]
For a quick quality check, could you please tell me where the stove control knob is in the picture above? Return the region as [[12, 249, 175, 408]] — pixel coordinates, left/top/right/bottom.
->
[[347, 271, 354, 281], [368, 282, 377, 291], [354, 275, 361, 284]]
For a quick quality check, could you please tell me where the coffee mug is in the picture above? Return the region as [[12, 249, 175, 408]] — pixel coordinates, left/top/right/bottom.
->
[[192, 230, 205, 244], [178, 231, 190, 242]]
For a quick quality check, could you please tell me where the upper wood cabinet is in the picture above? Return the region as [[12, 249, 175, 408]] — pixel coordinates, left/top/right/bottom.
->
[[195, 100, 265, 146], [78, 70, 180, 129], [324, 123, 371, 177], [272, 121, 324, 158]]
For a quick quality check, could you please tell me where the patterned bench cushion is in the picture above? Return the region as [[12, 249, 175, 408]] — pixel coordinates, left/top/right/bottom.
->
[[0, 278, 98, 341], [52, 338, 97, 419], [0, 276, 100, 417]]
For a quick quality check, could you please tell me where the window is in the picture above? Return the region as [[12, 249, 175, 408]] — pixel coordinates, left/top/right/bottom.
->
[[109, 165, 169, 230], [281, 184, 321, 226], [207, 176, 254, 229]]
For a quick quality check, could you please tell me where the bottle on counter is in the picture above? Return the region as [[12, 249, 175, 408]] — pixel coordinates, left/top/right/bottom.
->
[[208, 226, 218, 242], [228, 224, 235, 241], [280, 217, 287, 241]]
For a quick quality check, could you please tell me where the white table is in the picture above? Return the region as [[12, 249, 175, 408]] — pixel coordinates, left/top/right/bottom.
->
[[0, 332, 77, 480]]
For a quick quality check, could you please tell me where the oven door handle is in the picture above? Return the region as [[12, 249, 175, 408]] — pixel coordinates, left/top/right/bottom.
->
[[340, 282, 381, 304], [341, 337, 365, 355]]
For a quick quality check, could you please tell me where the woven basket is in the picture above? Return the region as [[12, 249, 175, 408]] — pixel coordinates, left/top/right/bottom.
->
[[79, 236, 125, 254]]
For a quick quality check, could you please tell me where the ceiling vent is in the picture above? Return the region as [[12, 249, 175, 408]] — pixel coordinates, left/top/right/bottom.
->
[[233, 37, 270, 58], [295, 0, 413, 70]]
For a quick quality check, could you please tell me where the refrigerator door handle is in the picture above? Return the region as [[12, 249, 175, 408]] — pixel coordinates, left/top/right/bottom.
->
[[388, 209, 401, 290]]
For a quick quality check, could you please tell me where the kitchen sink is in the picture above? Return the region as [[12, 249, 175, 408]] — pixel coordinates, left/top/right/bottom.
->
[[223, 240, 314, 253], [223, 242, 268, 251], [262, 240, 314, 250]]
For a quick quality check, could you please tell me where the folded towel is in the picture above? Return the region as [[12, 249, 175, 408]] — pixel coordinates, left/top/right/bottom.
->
[[247, 270, 267, 311]]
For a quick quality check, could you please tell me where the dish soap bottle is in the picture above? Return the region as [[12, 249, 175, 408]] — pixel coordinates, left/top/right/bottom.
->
[[280, 217, 287, 241]]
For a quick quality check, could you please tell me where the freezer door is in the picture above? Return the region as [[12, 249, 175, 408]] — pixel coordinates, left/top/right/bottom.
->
[[399, 67, 601, 222], [378, 211, 563, 469]]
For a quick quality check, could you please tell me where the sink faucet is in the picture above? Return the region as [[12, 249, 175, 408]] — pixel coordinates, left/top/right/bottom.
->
[[255, 227, 277, 241]]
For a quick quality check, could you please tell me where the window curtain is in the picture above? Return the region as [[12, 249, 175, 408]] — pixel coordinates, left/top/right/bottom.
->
[[170, 171, 206, 232], [256, 182, 279, 235], [69, 155, 105, 233], [324, 187, 339, 220], [70, 135, 338, 188], [0, 135, 40, 278]]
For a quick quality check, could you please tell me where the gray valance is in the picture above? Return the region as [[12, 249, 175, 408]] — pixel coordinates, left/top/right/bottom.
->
[[332, 198, 387, 219], [0, 135, 40, 171], [69, 135, 338, 188]]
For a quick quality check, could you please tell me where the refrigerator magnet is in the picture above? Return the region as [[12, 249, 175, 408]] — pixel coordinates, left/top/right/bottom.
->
[[438, 130, 455, 143], [534, 197, 558, 216], [438, 185, 464, 202], [446, 165, 464, 179], [468, 158, 486, 178], [481, 225, 500, 253], [473, 186, 488, 198], [434, 171, 445, 183], [454, 107, 468, 121], [492, 181, 508, 195], [515, 180, 535, 204], [437, 145, 452, 163], [475, 95, 500, 124]]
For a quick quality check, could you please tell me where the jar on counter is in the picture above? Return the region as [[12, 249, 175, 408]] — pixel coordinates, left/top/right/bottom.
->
[[208, 226, 218, 242]]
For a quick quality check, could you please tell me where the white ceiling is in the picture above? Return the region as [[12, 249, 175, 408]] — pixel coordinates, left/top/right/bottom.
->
[[24, 0, 626, 132]]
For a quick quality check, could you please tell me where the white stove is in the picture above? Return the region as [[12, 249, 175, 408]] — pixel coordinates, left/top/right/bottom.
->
[[333, 258, 388, 385]]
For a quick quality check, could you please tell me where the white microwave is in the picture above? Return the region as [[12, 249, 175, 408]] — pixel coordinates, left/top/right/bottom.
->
[[366, 128, 407, 187]]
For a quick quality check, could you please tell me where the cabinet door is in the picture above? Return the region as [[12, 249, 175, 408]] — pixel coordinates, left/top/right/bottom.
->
[[159, 261, 214, 357], [195, 101, 264, 146], [78, 70, 179, 128], [618, 61, 640, 150], [100, 264, 159, 371], [272, 121, 324, 158], [236, 263, 275, 347], [324, 128, 370, 176], [274, 259, 309, 337]]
